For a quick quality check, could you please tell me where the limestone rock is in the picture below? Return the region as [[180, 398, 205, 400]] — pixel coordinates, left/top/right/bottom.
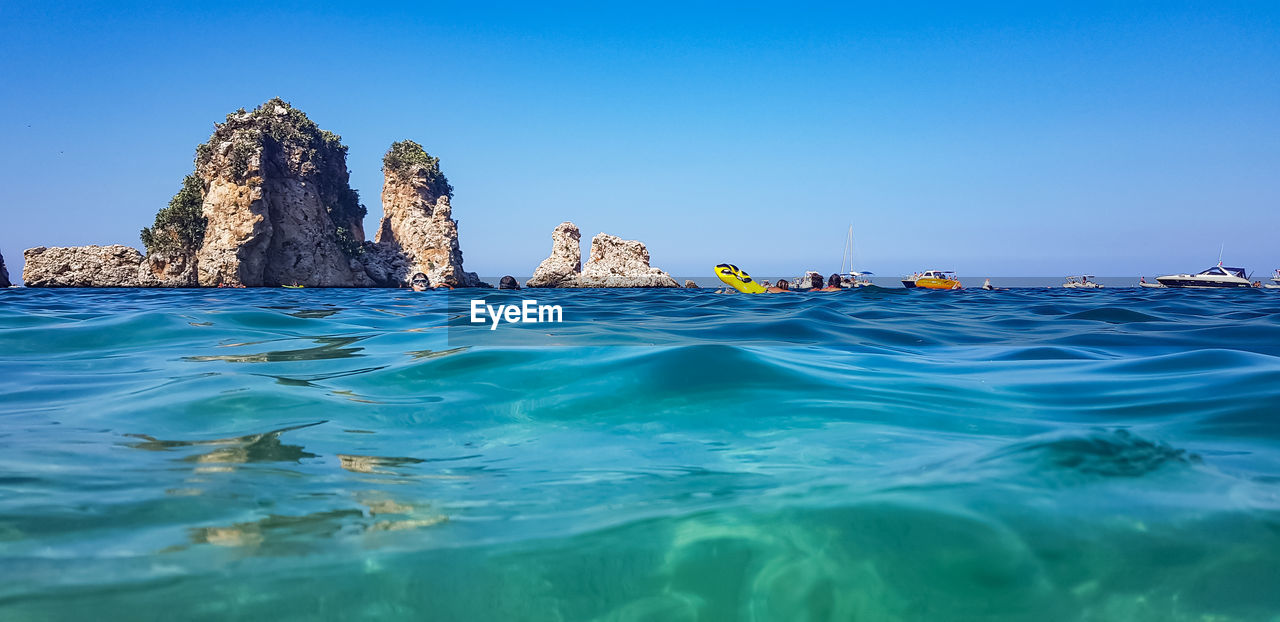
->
[[526, 224, 678, 288], [375, 195, 480, 287], [0, 249, 10, 287], [576, 233, 679, 288], [526, 222, 583, 287], [138, 251, 199, 287], [374, 141, 480, 287], [194, 99, 373, 287], [685, 280, 698, 288], [23, 245, 145, 287]]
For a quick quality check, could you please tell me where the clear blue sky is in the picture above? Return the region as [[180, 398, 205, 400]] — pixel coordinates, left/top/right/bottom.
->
[[2, 1, 1277, 280]]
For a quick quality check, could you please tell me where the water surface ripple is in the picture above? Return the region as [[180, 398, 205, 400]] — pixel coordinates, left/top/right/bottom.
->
[[1, 287, 1278, 621]]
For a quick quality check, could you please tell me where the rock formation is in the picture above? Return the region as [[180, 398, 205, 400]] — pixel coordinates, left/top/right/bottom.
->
[[499, 276, 520, 289], [138, 251, 199, 287], [138, 173, 205, 288], [0, 249, 10, 287], [21, 101, 492, 289], [526, 223, 678, 288], [685, 280, 698, 288], [374, 141, 481, 287], [578, 233, 680, 287], [526, 222, 583, 287], [193, 98, 376, 287], [22, 245, 146, 287]]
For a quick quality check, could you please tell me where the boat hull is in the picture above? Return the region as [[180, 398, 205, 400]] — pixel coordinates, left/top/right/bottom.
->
[[1154, 278, 1251, 288], [903, 278, 961, 290]]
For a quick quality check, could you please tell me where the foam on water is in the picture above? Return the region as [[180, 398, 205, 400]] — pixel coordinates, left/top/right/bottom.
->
[[0, 287, 1278, 620]]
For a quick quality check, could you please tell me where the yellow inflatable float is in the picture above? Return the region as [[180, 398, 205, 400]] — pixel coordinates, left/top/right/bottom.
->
[[714, 263, 768, 294]]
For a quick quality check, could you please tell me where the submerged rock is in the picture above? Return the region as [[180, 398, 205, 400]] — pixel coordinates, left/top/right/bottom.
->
[[194, 98, 373, 287], [526, 223, 678, 288], [375, 141, 481, 287], [685, 280, 698, 288], [499, 275, 520, 289], [526, 222, 583, 287], [23, 245, 145, 287], [0, 249, 9, 287]]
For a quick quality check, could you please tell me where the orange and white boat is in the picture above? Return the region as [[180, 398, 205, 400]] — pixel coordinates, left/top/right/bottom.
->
[[902, 270, 962, 290]]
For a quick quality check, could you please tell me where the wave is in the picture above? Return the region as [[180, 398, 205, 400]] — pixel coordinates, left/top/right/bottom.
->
[[2, 287, 1280, 619]]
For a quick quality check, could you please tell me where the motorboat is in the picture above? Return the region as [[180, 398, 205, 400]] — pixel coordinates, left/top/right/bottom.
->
[[1063, 275, 1102, 288], [792, 270, 823, 290], [1155, 262, 1251, 288], [902, 270, 962, 290], [1266, 269, 1280, 289]]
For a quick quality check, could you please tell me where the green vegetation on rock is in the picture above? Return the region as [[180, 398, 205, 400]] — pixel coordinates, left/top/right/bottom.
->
[[383, 140, 453, 200], [141, 174, 207, 256], [191, 97, 367, 257]]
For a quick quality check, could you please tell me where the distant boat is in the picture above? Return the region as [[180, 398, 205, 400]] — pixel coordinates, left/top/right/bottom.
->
[[1063, 275, 1103, 289], [902, 270, 962, 290], [839, 225, 874, 288], [283, 284, 305, 289], [1155, 262, 1251, 288], [1266, 269, 1280, 289], [792, 270, 823, 290]]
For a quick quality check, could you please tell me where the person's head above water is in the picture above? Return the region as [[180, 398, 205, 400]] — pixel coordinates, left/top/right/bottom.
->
[[410, 272, 429, 292], [810, 273, 824, 290], [828, 274, 841, 289], [775, 279, 790, 290]]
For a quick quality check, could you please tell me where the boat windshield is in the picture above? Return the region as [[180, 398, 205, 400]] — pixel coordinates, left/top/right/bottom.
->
[[1199, 266, 1247, 278]]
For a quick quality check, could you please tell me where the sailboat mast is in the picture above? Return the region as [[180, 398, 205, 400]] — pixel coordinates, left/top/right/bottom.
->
[[842, 225, 852, 274]]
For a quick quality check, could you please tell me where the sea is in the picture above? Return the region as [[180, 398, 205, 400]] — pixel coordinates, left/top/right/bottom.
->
[[1, 285, 1278, 621]]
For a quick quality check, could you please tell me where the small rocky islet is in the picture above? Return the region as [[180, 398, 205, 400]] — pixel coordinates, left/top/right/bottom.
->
[[14, 98, 676, 289]]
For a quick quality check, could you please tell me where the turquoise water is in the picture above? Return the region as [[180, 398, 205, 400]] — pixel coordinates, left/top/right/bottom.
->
[[1, 287, 1279, 621]]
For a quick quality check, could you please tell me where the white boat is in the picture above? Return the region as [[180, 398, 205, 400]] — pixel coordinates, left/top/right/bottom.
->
[[1266, 269, 1280, 289], [1139, 281, 1167, 288], [792, 270, 823, 290], [839, 225, 874, 288], [1155, 262, 1252, 288], [1063, 275, 1102, 288], [841, 272, 874, 288]]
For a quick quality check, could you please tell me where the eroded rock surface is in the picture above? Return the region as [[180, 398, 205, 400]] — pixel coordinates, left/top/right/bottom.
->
[[194, 99, 373, 287], [138, 251, 199, 287], [526, 222, 583, 287], [23, 245, 145, 287], [0, 250, 10, 287], [685, 280, 698, 288], [577, 233, 679, 288], [526, 223, 677, 288], [375, 195, 480, 287], [374, 141, 481, 287]]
